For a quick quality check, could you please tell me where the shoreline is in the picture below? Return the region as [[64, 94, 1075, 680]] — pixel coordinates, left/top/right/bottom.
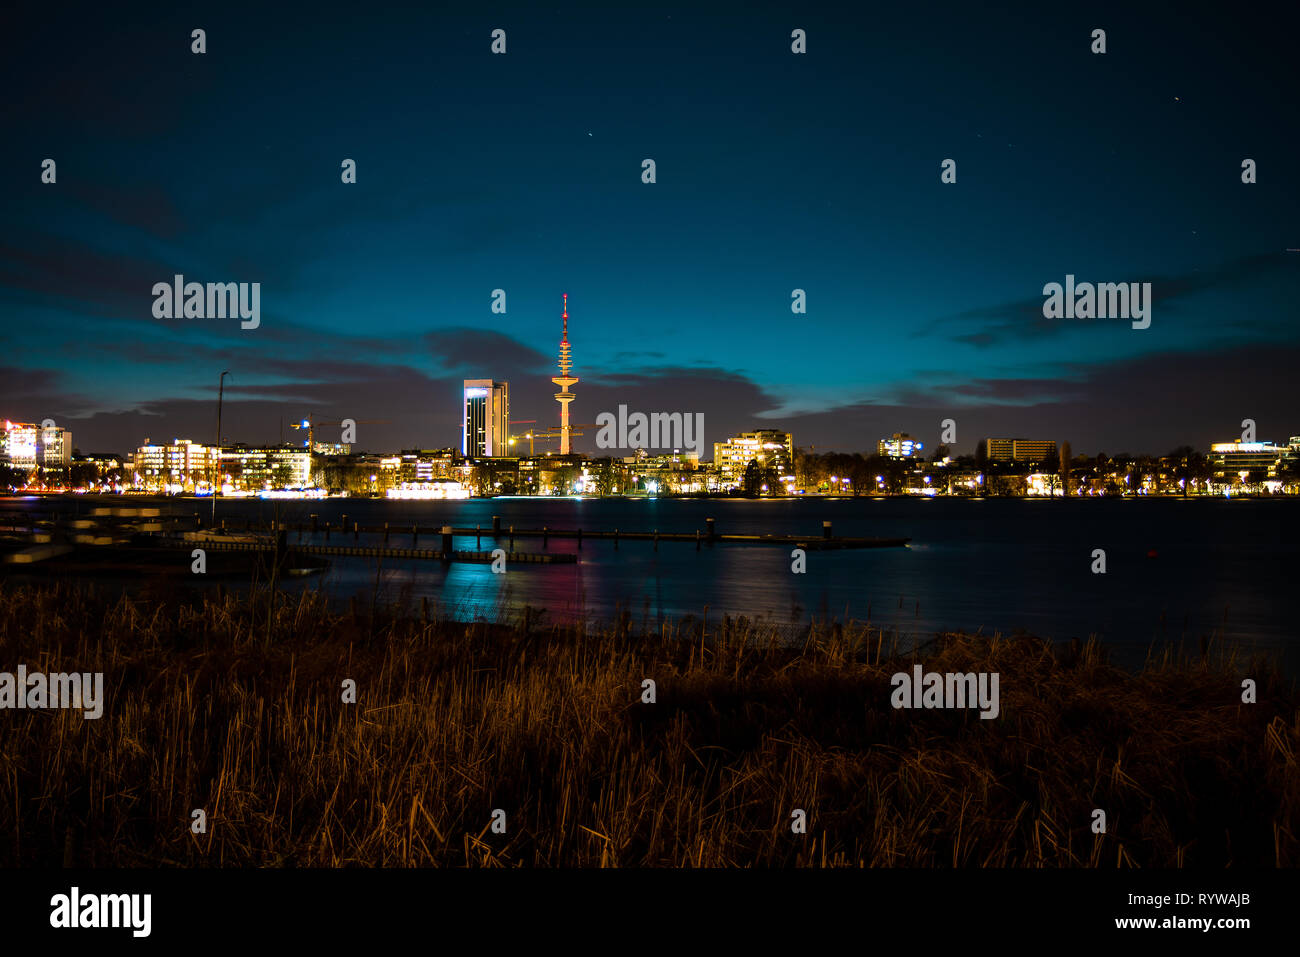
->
[[7, 490, 1300, 503]]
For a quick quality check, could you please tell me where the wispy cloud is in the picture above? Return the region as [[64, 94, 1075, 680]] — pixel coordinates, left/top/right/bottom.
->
[[916, 252, 1296, 348]]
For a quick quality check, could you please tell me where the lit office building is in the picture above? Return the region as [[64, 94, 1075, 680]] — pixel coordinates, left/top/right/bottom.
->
[[712, 430, 795, 486], [878, 432, 923, 459], [217, 446, 312, 491], [1286, 437, 1300, 464], [985, 438, 1058, 463], [38, 425, 73, 467], [128, 439, 311, 492], [389, 449, 459, 484], [1, 421, 38, 468], [129, 438, 215, 491], [1208, 439, 1284, 478], [462, 380, 510, 457], [1, 421, 72, 468]]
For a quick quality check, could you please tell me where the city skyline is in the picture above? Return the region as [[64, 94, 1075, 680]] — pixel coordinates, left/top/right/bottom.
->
[[2, 4, 1298, 458], [6, 406, 1300, 465], [6, 411, 1299, 500]]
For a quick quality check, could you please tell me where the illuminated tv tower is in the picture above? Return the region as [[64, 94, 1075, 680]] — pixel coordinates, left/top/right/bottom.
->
[[552, 293, 579, 454]]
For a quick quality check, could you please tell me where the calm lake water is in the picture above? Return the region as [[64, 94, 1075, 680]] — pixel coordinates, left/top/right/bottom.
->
[[8, 495, 1297, 669]]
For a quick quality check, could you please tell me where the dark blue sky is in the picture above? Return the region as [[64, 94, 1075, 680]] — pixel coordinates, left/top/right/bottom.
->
[[3, 1, 1298, 456]]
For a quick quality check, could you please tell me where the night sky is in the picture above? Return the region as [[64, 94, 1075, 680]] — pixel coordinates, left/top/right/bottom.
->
[[3, 2, 1297, 457]]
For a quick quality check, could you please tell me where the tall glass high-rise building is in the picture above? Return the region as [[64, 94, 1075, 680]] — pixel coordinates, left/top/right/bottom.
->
[[462, 380, 509, 457]]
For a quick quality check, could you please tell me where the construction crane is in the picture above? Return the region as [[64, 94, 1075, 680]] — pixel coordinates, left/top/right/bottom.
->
[[289, 415, 387, 451], [508, 420, 537, 455], [509, 422, 599, 456]]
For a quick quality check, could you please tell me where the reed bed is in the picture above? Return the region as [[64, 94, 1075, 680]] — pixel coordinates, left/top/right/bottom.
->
[[0, 580, 1295, 867]]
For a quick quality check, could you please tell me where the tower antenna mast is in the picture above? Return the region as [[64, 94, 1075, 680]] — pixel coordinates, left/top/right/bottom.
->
[[551, 293, 579, 454]]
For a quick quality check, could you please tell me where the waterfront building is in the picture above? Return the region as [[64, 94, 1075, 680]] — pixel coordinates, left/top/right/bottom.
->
[[621, 450, 703, 494], [463, 380, 510, 457], [216, 445, 312, 491], [0, 421, 38, 468], [128, 439, 311, 492], [985, 438, 1058, 463], [878, 432, 923, 459], [712, 430, 795, 488], [129, 438, 215, 491], [1208, 439, 1284, 479], [1, 420, 72, 468]]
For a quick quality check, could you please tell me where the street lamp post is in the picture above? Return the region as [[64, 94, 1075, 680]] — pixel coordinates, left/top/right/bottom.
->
[[213, 370, 230, 522]]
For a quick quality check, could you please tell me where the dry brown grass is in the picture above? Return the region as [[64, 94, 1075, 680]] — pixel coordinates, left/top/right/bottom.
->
[[0, 580, 1295, 867]]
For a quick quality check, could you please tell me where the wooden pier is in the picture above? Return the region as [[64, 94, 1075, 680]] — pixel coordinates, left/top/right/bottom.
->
[[1, 506, 911, 568], [187, 539, 574, 564], [227, 515, 911, 551]]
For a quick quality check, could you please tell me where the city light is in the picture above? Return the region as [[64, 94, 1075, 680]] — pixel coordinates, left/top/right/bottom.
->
[[258, 489, 328, 499], [4, 416, 1298, 499], [387, 481, 470, 500]]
